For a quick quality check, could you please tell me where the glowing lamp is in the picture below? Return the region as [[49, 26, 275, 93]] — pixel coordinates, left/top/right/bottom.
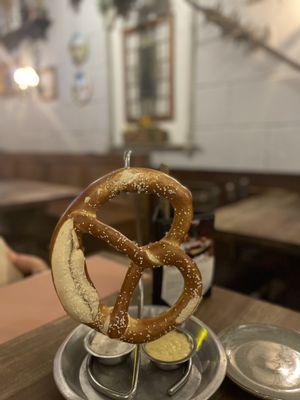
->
[[13, 67, 40, 90]]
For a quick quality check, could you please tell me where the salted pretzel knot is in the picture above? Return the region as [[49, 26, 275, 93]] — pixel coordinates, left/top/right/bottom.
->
[[50, 168, 202, 343]]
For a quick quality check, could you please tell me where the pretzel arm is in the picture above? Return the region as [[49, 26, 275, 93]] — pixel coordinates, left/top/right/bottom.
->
[[107, 261, 143, 338], [71, 210, 145, 263]]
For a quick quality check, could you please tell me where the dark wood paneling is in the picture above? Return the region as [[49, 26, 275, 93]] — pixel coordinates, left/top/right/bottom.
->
[[172, 168, 300, 192], [0, 153, 149, 187], [1, 154, 298, 192]]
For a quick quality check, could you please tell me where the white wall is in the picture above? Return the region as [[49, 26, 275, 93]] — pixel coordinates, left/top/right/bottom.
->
[[152, 0, 300, 173], [1, 0, 300, 174], [0, 0, 109, 153]]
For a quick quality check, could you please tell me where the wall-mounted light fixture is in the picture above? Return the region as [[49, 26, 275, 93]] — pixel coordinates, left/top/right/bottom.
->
[[13, 66, 40, 90]]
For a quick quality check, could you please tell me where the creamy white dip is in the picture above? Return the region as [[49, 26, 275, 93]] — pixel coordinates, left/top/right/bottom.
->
[[90, 332, 133, 356]]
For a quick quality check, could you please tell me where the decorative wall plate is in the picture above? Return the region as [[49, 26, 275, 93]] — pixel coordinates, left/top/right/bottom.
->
[[72, 70, 92, 105], [69, 32, 89, 66]]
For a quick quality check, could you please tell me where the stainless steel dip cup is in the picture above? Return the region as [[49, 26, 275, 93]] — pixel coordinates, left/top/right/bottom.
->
[[142, 327, 196, 370], [84, 329, 136, 366]]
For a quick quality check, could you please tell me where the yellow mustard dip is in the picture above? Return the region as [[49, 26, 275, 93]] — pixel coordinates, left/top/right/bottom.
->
[[144, 330, 192, 362]]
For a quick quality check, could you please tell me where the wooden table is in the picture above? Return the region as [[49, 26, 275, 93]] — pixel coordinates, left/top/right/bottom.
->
[[0, 180, 79, 255], [215, 188, 300, 253], [214, 189, 300, 305], [0, 180, 79, 212], [0, 255, 128, 345], [1, 286, 300, 400]]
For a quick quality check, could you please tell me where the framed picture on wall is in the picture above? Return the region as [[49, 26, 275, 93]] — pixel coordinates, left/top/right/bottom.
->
[[123, 15, 174, 122], [37, 67, 58, 101]]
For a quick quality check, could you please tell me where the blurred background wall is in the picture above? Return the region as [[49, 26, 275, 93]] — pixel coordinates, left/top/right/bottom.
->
[[151, 0, 300, 173], [1, 0, 300, 174], [0, 0, 109, 153]]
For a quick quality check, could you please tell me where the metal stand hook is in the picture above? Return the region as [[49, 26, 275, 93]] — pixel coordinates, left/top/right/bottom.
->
[[124, 150, 132, 168]]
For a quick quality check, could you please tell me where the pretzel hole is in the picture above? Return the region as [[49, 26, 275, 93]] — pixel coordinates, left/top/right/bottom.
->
[[127, 274, 150, 318], [78, 235, 141, 298], [94, 192, 174, 243], [125, 265, 181, 320], [94, 192, 137, 241], [160, 265, 184, 305], [82, 253, 128, 297]]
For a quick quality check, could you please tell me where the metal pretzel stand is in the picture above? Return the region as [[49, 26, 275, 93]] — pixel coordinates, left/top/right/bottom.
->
[[86, 150, 192, 399]]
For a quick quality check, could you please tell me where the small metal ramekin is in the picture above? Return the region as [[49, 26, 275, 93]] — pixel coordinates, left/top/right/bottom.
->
[[84, 329, 136, 366], [142, 327, 196, 370]]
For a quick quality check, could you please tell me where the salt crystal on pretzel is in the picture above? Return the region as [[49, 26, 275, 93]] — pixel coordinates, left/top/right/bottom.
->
[[50, 168, 202, 344]]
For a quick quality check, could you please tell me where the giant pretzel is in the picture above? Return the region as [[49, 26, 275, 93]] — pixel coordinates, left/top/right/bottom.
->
[[50, 168, 202, 343]]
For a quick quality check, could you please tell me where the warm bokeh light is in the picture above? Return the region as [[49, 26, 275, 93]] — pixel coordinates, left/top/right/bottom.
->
[[13, 67, 40, 90]]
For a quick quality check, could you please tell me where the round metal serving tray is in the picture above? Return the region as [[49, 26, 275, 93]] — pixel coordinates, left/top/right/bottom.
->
[[219, 324, 300, 400], [53, 306, 227, 400]]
